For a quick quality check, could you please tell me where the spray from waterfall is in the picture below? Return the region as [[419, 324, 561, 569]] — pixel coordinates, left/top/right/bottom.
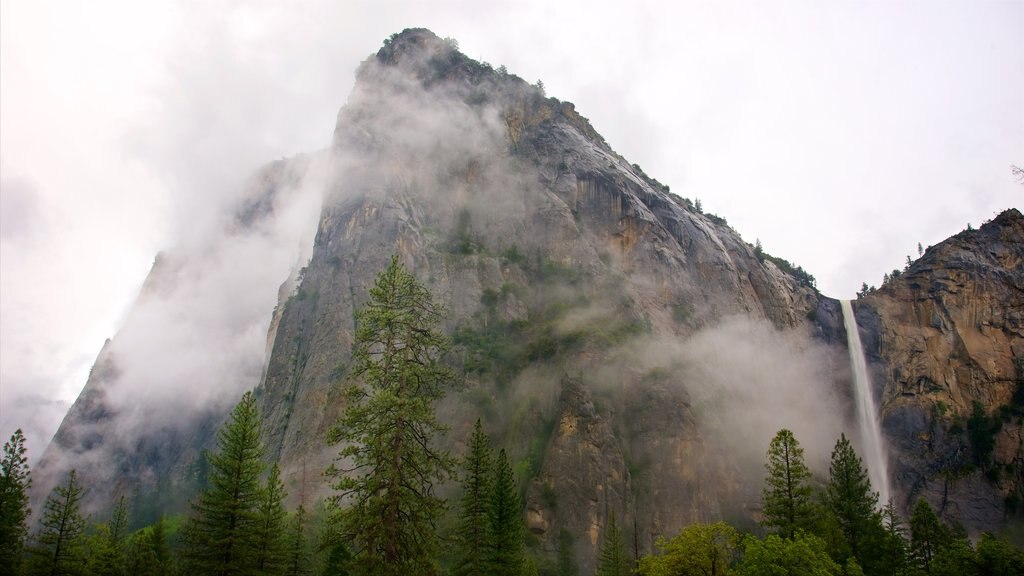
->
[[840, 299, 891, 505]]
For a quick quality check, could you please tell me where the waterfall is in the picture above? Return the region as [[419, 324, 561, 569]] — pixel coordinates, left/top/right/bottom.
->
[[840, 299, 891, 505]]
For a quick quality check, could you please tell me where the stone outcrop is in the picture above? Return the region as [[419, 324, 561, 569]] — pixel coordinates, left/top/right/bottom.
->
[[853, 209, 1024, 532]]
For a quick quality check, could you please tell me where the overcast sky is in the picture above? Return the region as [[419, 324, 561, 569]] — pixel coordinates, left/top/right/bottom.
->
[[2, 0, 1021, 460]]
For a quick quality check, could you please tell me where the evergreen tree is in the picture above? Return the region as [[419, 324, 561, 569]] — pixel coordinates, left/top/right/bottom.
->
[[180, 390, 265, 576], [149, 516, 173, 576], [0, 428, 31, 574], [976, 532, 1024, 575], [326, 255, 455, 576], [823, 434, 879, 570], [453, 419, 493, 576], [761, 429, 815, 538], [908, 499, 950, 576], [488, 448, 525, 576], [253, 464, 288, 575], [26, 469, 87, 576], [878, 500, 908, 575], [595, 512, 630, 576], [283, 505, 311, 576], [85, 496, 130, 576], [556, 530, 577, 576]]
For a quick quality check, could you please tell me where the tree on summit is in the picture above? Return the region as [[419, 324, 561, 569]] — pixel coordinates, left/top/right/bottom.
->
[[326, 255, 455, 576]]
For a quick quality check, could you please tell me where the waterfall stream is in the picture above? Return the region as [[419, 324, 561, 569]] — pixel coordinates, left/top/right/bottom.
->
[[840, 299, 891, 505]]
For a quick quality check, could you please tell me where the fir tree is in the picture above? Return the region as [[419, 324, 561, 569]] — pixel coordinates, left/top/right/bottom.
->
[[26, 469, 87, 576], [823, 434, 879, 569], [180, 390, 265, 576], [879, 500, 908, 575], [253, 464, 288, 575], [761, 429, 815, 539], [326, 255, 455, 576], [909, 499, 950, 576], [283, 505, 311, 576], [595, 512, 630, 576], [85, 496, 130, 576], [453, 419, 492, 576], [0, 428, 31, 574], [488, 449, 524, 576]]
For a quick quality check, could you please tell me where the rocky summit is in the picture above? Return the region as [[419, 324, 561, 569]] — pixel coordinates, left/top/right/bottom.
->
[[36, 28, 1024, 572]]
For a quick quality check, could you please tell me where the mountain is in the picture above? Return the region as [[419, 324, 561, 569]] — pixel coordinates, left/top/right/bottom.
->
[[35, 28, 1024, 571]]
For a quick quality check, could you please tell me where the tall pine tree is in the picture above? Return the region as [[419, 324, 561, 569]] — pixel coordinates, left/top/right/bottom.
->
[[326, 255, 455, 576], [823, 434, 880, 572], [909, 499, 950, 576], [26, 469, 87, 576], [761, 429, 815, 539], [488, 448, 524, 576], [453, 419, 492, 576], [283, 505, 311, 576], [595, 512, 630, 576], [253, 464, 288, 575], [180, 390, 265, 576], [85, 495, 130, 576], [0, 428, 31, 574]]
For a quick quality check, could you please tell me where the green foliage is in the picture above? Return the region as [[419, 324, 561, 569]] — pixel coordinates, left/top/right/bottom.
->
[[489, 449, 525, 576], [180, 390, 266, 575], [637, 521, 739, 576], [556, 530, 577, 576], [284, 505, 312, 576], [976, 532, 1024, 575], [761, 429, 816, 538], [878, 501, 909, 576], [0, 428, 31, 574], [757, 248, 817, 289], [453, 420, 493, 576], [823, 434, 880, 571], [738, 533, 840, 576], [967, 400, 1000, 469], [909, 499, 951, 575], [253, 464, 289, 575], [930, 536, 977, 575], [326, 255, 454, 576], [595, 513, 630, 576], [25, 469, 87, 576], [85, 496, 130, 576]]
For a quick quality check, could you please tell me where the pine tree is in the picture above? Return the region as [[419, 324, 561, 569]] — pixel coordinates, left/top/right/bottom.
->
[[453, 419, 492, 576], [879, 500, 908, 575], [254, 464, 288, 575], [85, 496, 130, 576], [26, 469, 87, 576], [0, 428, 31, 574], [823, 434, 880, 571], [283, 505, 311, 576], [180, 390, 265, 576], [488, 449, 524, 576], [761, 429, 815, 539], [595, 512, 630, 576], [326, 255, 455, 576], [909, 499, 950, 576]]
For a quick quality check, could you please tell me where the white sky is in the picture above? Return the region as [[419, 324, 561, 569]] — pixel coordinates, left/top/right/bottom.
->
[[1, 0, 1021, 460]]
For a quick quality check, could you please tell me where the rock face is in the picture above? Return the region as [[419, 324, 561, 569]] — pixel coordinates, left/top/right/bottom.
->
[[38, 27, 1024, 572], [254, 29, 832, 571], [855, 209, 1024, 531]]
